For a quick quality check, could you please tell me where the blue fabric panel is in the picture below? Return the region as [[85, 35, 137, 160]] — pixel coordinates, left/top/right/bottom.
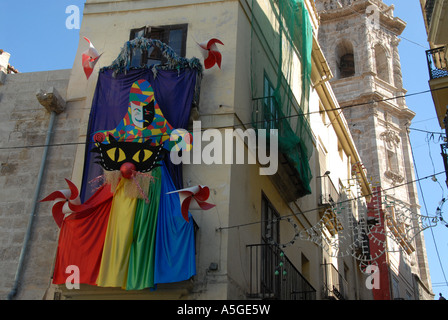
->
[[154, 163, 196, 284]]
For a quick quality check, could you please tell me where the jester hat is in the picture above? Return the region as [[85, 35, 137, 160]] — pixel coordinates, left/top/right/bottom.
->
[[93, 79, 173, 145]]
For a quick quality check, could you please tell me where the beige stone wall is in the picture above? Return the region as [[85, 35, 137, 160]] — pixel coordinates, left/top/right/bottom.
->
[[0, 69, 83, 300]]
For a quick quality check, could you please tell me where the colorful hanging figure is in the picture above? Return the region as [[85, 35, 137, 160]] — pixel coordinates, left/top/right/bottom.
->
[[43, 79, 197, 291], [82, 37, 102, 79], [91, 79, 170, 201]]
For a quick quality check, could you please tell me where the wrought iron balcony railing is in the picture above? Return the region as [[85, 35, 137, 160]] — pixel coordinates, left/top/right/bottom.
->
[[251, 95, 314, 198], [247, 243, 316, 300], [426, 46, 448, 80], [322, 263, 349, 300]]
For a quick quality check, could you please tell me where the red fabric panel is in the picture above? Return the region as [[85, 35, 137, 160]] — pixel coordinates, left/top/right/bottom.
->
[[368, 187, 391, 300], [52, 184, 113, 286]]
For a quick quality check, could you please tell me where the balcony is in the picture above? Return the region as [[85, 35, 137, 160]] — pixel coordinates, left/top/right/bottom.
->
[[252, 96, 313, 201], [322, 263, 348, 300], [247, 243, 316, 300], [426, 46, 448, 80], [52, 279, 194, 300], [425, 46, 448, 128], [317, 174, 339, 207]]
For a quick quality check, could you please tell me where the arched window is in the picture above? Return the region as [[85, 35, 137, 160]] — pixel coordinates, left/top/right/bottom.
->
[[374, 44, 390, 82], [340, 53, 355, 78], [335, 40, 355, 79]]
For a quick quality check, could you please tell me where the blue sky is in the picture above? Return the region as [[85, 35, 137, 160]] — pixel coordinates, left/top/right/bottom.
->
[[0, 0, 86, 72], [382, 0, 448, 299], [1, 0, 447, 299]]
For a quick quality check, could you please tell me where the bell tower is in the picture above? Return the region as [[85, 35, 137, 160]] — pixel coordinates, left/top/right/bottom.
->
[[315, 0, 434, 299]]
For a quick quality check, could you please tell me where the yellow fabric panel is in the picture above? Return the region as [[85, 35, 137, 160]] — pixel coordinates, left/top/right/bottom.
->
[[97, 178, 138, 289]]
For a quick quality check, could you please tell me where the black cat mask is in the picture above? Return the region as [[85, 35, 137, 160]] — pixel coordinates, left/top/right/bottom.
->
[[92, 135, 167, 173]]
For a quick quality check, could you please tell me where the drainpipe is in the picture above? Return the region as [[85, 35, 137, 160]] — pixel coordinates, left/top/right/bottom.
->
[[7, 87, 65, 300]]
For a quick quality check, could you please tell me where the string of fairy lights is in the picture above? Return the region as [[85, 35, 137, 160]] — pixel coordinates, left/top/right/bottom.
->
[[216, 163, 447, 273], [0, 85, 447, 152], [1, 84, 446, 269], [1, 51, 447, 280]]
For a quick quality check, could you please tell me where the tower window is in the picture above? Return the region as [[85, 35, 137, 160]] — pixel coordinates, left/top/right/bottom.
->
[[339, 53, 355, 78], [374, 44, 390, 82], [387, 149, 399, 173], [335, 40, 355, 79]]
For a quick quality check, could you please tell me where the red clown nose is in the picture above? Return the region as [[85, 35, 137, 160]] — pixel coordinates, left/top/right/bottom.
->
[[120, 162, 136, 179]]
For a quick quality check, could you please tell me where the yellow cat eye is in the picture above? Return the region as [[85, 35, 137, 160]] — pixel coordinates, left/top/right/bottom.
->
[[132, 149, 153, 163], [106, 147, 126, 163]]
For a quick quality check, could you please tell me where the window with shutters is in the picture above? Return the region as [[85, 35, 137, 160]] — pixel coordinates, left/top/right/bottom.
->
[[129, 24, 188, 67]]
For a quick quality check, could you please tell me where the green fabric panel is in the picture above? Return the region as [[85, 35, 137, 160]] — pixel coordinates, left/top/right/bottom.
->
[[126, 166, 162, 290], [251, 0, 314, 195]]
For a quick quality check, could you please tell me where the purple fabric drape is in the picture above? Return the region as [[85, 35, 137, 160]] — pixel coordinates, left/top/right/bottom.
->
[[80, 68, 198, 201], [75, 67, 199, 289]]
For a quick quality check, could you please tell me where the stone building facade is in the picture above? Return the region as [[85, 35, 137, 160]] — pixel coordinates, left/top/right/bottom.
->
[[0, 0, 434, 300], [0, 58, 83, 299], [315, 0, 434, 299]]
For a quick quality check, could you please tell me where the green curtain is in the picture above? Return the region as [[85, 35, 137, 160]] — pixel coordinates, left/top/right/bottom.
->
[[251, 0, 314, 195]]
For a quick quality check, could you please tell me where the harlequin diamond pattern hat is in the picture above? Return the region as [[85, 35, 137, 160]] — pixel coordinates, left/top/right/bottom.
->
[[129, 79, 155, 107]]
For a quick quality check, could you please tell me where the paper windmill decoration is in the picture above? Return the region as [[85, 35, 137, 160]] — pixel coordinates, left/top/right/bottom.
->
[[167, 185, 216, 222], [82, 37, 102, 79], [197, 38, 224, 69], [40, 179, 81, 228]]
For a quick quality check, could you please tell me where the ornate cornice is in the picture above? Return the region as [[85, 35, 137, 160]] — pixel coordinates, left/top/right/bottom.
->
[[380, 129, 401, 146], [384, 169, 405, 184]]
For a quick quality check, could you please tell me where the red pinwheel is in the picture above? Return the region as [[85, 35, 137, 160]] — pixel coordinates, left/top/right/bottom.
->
[[40, 179, 81, 228], [198, 38, 224, 69], [167, 185, 216, 222], [82, 37, 102, 79]]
